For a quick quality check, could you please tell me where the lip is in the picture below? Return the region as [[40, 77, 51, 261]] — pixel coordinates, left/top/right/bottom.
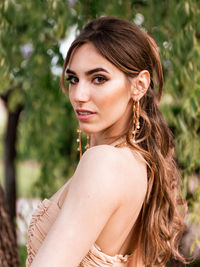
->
[[76, 109, 96, 121]]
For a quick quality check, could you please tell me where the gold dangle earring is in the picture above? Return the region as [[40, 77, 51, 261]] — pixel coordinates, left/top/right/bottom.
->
[[77, 127, 82, 158], [85, 134, 90, 150], [132, 100, 140, 143], [77, 126, 90, 159]]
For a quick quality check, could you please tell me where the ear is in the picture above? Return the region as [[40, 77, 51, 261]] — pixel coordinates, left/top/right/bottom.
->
[[130, 70, 150, 101]]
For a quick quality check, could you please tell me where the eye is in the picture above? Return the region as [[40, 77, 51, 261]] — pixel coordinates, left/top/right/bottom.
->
[[92, 75, 108, 85], [66, 76, 79, 85]]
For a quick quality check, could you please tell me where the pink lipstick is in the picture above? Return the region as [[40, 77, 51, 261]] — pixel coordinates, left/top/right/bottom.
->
[[76, 109, 96, 121]]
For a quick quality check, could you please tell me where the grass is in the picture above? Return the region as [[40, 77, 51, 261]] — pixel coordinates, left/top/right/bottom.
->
[[16, 160, 40, 198], [18, 245, 27, 267]]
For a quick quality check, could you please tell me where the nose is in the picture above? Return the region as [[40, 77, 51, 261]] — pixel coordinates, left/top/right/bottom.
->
[[73, 82, 90, 103]]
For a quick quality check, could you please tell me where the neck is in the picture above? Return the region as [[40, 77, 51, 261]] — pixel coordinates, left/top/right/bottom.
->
[[90, 117, 131, 147], [90, 133, 126, 147], [89, 100, 132, 147]]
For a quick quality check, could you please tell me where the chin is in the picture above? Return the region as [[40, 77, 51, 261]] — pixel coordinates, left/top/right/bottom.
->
[[79, 123, 104, 135]]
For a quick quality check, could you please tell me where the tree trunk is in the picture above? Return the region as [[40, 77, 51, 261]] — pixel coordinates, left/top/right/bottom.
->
[[0, 85, 23, 229], [4, 106, 23, 228], [0, 185, 21, 267]]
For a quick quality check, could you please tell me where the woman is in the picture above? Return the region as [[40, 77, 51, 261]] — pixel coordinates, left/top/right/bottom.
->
[[26, 17, 186, 267]]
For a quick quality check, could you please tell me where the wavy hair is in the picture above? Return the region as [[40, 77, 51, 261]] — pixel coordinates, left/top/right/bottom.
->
[[61, 17, 186, 267]]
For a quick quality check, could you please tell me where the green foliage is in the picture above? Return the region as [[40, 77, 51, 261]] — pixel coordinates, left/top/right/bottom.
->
[[0, 0, 78, 196], [159, 0, 200, 177], [140, 1, 200, 252]]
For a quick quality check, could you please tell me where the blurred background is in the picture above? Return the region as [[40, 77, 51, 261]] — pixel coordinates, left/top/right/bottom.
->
[[0, 0, 200, 266]]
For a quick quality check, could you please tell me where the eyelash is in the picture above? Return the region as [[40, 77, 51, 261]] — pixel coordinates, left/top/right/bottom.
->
[[66, 75, 108, 85], [66, 76, 78, 85]]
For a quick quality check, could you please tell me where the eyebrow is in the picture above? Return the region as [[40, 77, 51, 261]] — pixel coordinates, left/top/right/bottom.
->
[[66, 68, 110, 76]]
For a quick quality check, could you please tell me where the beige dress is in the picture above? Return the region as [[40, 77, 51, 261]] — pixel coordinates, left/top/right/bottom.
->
[[26, 195, 134, 267]]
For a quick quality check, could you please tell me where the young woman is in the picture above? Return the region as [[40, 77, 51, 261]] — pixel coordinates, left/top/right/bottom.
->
[[26, 17, 186, 267]]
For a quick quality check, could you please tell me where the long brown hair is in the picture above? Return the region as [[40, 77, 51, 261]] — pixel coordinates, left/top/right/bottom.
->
[[61, 17, 186, 266]]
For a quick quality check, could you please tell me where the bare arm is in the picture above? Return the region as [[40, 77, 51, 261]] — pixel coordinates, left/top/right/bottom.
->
[[30, 145, 127, 267]]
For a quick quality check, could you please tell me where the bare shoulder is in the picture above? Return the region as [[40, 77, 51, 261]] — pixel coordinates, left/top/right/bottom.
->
[[82, 144, 147, 184], [81, 144, 124, 167], [79, 144, 134, 181], [72, 144, 147, 204], [72, 145, 126, 201]]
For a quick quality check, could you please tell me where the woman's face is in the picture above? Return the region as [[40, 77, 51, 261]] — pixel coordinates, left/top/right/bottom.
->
[[67, 42, 133, 137]]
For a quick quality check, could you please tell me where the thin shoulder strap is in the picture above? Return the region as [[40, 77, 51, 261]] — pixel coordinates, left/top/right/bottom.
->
[[53, 179, 72, 208]]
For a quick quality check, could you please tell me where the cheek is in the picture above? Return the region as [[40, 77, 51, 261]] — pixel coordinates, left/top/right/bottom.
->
[[95, 81, 130, 117], [68, 90, 74, 107], [93, 87, 130, 126]]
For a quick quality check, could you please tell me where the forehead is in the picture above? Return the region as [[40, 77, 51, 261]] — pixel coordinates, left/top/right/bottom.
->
[[68, 42, 120, 75]]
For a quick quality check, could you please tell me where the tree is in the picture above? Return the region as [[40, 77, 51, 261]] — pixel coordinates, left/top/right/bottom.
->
[[0, 185, 21, 267], [0, 0, 76, 223], [140, 1, 200, 255], [1, 85, 23, 227]]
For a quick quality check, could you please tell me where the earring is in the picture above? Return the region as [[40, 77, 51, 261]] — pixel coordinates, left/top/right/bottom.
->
[[132, 100, 140, 143], [76, 127, 90, 159], [77, 127, 82, 158], [85, 134, 90, 150]]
